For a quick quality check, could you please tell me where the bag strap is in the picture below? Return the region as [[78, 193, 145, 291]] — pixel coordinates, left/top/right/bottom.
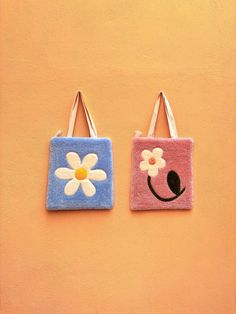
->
[[66, 91, 97, 137], [55, 91, 97, 137], [147, 92, 178, 138]]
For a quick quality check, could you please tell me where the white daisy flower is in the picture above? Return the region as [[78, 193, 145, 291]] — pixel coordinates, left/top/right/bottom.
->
[[55, 152, 107, 197], [139, 148, 166, 177]]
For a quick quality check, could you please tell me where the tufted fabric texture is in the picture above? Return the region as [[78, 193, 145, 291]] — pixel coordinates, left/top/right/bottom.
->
[[130, 137, 193, 210], [47, 137, 113, 210]]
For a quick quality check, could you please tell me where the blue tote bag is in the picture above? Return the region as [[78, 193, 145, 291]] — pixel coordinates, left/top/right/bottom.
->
[[46, 91, 113, 210]]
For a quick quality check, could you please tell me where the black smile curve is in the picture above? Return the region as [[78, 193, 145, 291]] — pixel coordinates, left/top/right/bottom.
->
[[147, 176, 186, 202]]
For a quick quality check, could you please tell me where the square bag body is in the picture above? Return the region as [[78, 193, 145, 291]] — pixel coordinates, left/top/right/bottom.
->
[[130, 92, 193, 210], [46, 92, 113, 210]]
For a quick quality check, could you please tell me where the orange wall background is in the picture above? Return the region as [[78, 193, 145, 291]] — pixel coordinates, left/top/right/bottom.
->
[[1, 1, 236, 313]]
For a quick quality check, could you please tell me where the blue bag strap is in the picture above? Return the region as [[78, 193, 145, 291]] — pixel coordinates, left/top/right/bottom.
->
[[55, 91, 97, 138]]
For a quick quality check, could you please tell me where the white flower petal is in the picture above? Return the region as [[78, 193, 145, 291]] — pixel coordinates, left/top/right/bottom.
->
[[153, 148, 163, 158], [148, 168, 159, 177], [156, 157, 166, 168], [148, 163, 158, 170], [88, 169, 107, 181], [66, 152, 81, 169], [64, 179, 80, 196], [82, 153, 98, 170], [55, 167, 74, 179], [139, 160, 149, 171], [139, 147, 166, 177], [81, 180, 96, 197], [141, 149, 152, 160]]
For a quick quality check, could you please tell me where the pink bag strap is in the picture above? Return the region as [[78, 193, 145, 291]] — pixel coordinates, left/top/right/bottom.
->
[[55, 91, 97, 138], [147, 92, 178, 138]]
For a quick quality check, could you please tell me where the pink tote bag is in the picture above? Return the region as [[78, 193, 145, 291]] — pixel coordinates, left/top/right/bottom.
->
[[130, 92, 193, 210]]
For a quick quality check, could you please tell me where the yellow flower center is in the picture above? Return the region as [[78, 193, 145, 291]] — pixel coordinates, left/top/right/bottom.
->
[[75, 167, 87, 180]]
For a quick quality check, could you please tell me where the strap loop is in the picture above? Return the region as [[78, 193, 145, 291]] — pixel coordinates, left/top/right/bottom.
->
[[66, 91, 97, 138], [147, 92, 178, 138]]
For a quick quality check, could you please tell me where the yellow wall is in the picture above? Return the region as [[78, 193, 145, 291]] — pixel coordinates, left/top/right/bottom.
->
[[1, 1, 236, 313]]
